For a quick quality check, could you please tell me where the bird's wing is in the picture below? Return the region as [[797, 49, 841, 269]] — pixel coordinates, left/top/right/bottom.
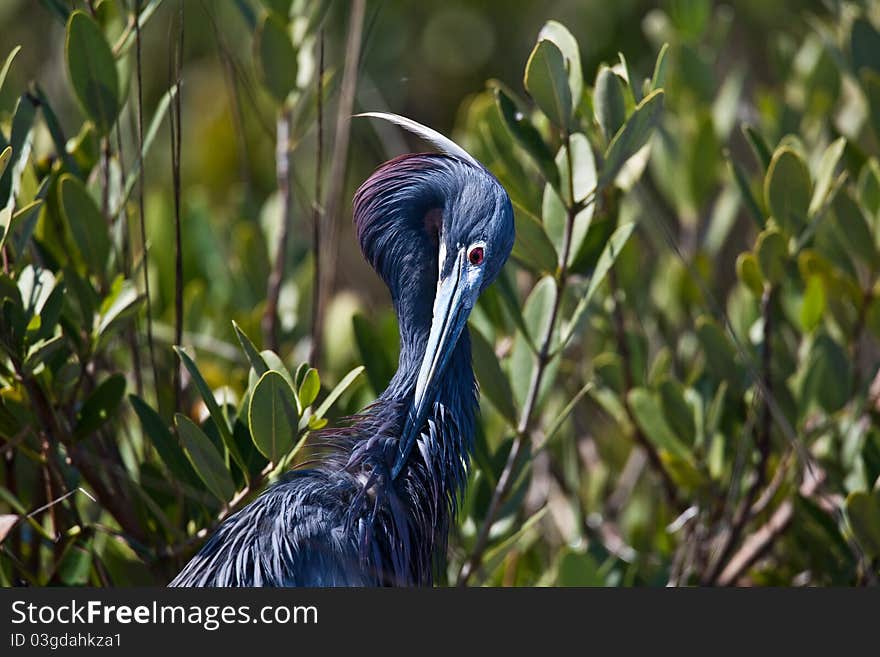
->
[[355, 112, 481, 168], [169, 473, 368, 587]]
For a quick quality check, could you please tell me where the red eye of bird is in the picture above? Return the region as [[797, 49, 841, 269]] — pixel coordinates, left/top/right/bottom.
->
[[468, 246, 485, 266]]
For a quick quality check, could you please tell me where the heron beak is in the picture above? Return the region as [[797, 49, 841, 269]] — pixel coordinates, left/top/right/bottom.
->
[[392, 246, 475, 478]]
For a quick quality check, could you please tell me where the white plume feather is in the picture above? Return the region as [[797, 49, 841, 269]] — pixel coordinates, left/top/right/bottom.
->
[[354, 112, 480, 168]]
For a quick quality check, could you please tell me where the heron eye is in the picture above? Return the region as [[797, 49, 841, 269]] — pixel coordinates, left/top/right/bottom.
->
[[468, 246, 485, 266]]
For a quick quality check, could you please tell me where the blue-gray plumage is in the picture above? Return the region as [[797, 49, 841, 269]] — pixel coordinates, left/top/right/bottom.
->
[[170, 115, 514, 587]]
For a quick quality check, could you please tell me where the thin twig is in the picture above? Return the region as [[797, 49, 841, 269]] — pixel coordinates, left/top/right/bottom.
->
[[308, 31, 326, 366], [262, 106, 293, 352], [608, 263, 682, 510], [168, 3, 184, 409], [702, 285, 775, 585], [717, 465, 824, 586], [457, 134, 582, 586], [312, 0, 366, 369], [134, 0, 159, 402]]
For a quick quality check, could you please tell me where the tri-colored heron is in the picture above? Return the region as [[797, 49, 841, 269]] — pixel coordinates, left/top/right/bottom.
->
[[170, 114, 514, 586]]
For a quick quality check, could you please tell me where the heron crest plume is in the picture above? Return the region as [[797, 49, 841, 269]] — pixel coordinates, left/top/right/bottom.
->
[[171, 113, 514, 587]]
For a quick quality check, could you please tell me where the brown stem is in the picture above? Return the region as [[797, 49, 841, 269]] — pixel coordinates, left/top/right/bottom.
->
[[169, 4, 184, 410], [457, 134, 579, 586], [702, 285, 775, 585], [262, 107, 293, 352], [609, 264, 682, 510], [716, 465, 824, 586], [312, 0, 366, 369], [19, 373, 146, 544], [308, 31, 326, 367], [134, 1, 159, 403]]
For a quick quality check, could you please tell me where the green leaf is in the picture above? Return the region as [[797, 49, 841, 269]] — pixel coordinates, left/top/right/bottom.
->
[[129, 394, 199, 487], [65, 10, 119, 135], [627, 388, 690, 459], [809, 137, 846, 216], [537, 380, 593, 450], [74, 373, 126, 439], [511, 277, 557, 407], [249, 370, 298, 463], [352, 314, 396, 395], [736, 252, 764, 296], [480, 507, 548, 576], [174, 347, 247, 472], [0, 46, 21, 96], [24, 335, 65, 369], [0, 94, 36, 209], [314, 365, 364, 419], [764, 147, 811, 234], [537, 21, 582, 116], [556, 548, 603, 586], [232, 320, 269, 376], [594, 66, 626, 144], [470, 327, 517, 426], [659, 379, 696, 445], [97, 279, 142, 336], [598, 90, 665, 189], [742, 124, 772, 171], [0, 146, 10, 180], [561, 222, 636, 348], [260, 0, 292, 19], [845, 490, 880, 559], [651, 42, 670, 91], [0, 199, 42, 254], [175, 414, 236, 502], [695, 316, 740, 385], [851, 17, 880, 77], [755, 228, 787, 285], [728, 158, 765, 229], [494, 86, 559, 189], [254, 13, 298, 104], [800, 275, 825, 333], [31, 84, 81, 177], [832, 189, 876, 267], [59, 174, 110, 276], [557, 132, 596, 206], [523, 275, 556, 348], [511, 202, 558, 274], [801, 333, 851, 414], [524, 39, 572, 130], [859, 70, 880, 147], [858, 158, 880, 227], [298, 368, 320, 408]]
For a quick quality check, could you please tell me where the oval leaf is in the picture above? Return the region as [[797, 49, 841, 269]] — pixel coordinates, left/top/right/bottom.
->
[[249, 370, 298, 463], [65, 11, 119, 135], [524, 39, 572, 130], [846, 490, 880, 559], [594, 66, 626, 144], [598, 90, 665, 189], [130, 394, 200, 487], [298, 367, 320, 408], [59, 174, 110, 276], [175, 413, 236, 502], [512, 202, 558, 274], [254, 13, 298, 104], [470, 328, 517, 426], [538, 21, 582, 115], [764, 147, 811, 234]]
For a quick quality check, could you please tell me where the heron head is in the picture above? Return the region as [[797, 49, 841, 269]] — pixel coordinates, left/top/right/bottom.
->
[[394, 166, 514, 475], [355, 113, 514, 478]]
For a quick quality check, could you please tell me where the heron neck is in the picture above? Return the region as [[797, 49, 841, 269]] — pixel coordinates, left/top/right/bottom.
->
[[382, 305, 474, 415]]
